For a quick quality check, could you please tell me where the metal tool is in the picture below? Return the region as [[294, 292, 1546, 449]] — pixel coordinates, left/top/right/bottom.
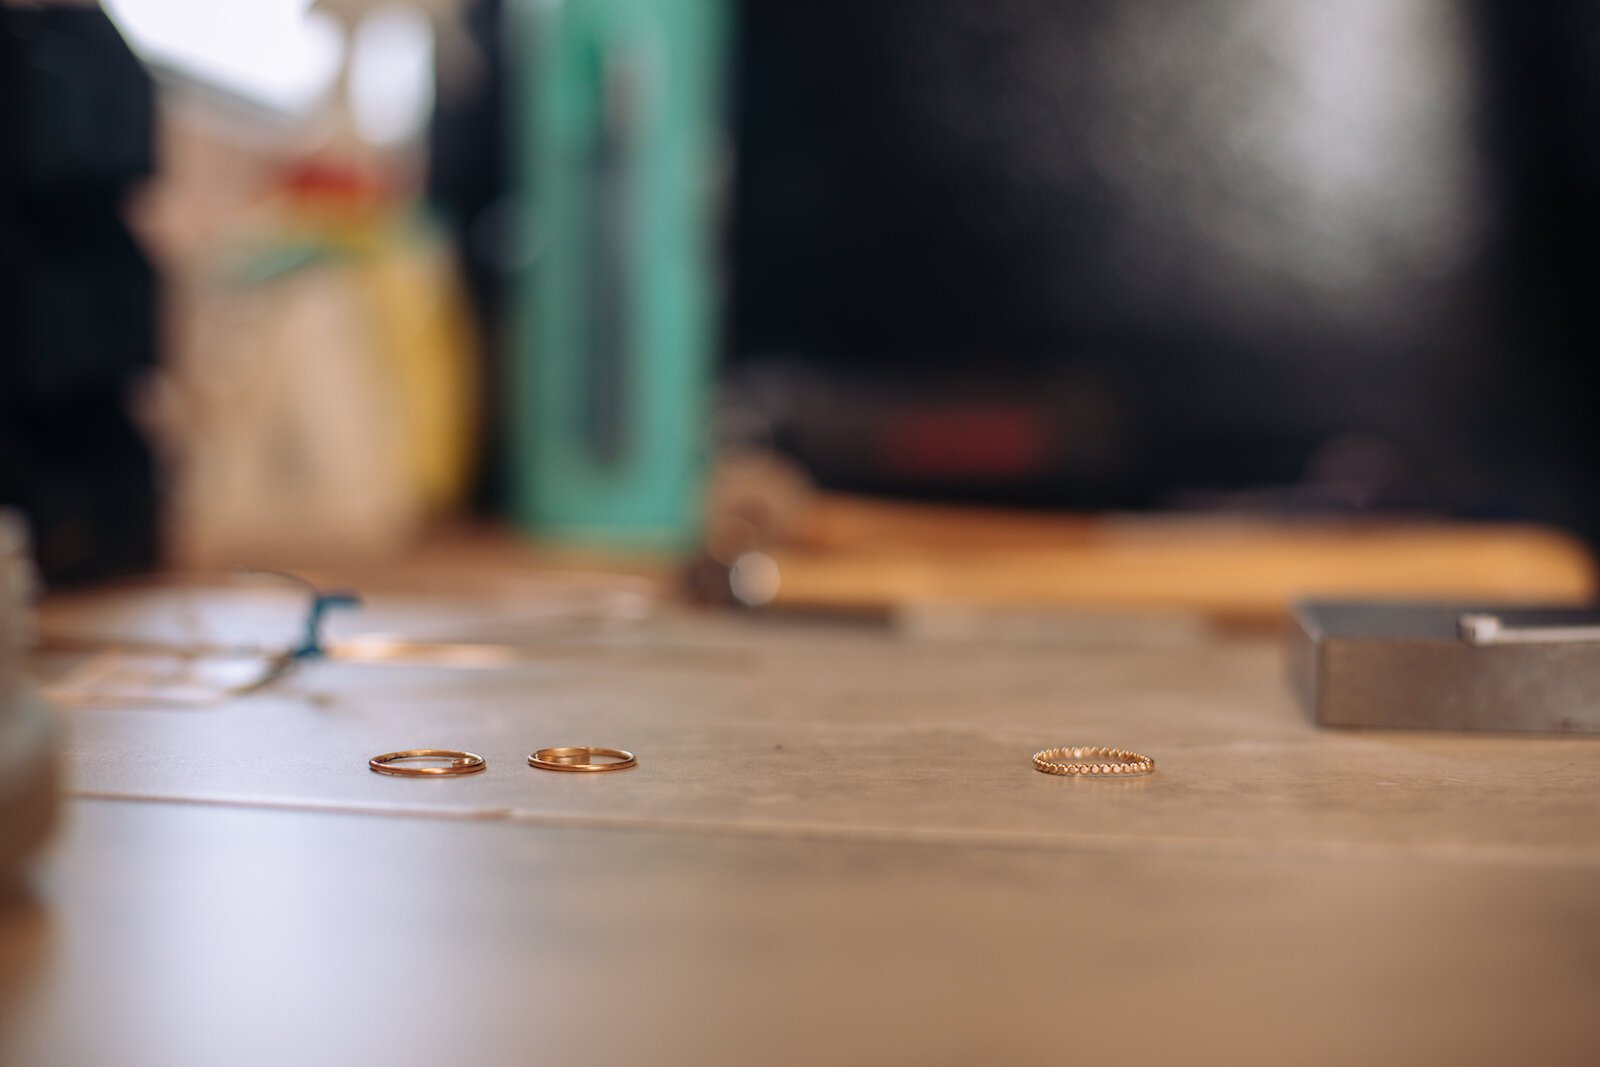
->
[[1292, 600, 1600, 734]]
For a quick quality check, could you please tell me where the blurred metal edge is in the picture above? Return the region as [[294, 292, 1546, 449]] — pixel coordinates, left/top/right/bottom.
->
[[1290, 599, 1600, 734]]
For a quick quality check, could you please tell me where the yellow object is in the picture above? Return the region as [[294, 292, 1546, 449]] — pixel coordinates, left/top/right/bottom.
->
[[357, 225, 479, 514]]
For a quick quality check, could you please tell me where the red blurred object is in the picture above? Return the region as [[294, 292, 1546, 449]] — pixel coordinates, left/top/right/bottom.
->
[[880, 407, 1052, 479]]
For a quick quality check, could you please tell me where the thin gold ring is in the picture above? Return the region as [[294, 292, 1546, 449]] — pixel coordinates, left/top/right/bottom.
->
[[528, 746, 637, 772], [369, 749, 487, 776], [1033, 746, 1153, 777]]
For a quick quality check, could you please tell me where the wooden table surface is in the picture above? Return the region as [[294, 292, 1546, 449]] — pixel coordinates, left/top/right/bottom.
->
[[2, 562, 1598, 1065]]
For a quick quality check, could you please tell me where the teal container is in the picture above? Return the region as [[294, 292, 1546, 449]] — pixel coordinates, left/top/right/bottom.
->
[[505, 0, 728, 553]]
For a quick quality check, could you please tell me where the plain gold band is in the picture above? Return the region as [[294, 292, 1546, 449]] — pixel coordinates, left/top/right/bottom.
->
[[369, 749, 487, 777], [1033, 745, 1154, 777], [528, 746, 637, 772]]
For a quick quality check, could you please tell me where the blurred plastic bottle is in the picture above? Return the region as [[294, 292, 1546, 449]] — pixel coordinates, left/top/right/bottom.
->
[[505, 0, 728, 554], [143, 1, 480, 570]]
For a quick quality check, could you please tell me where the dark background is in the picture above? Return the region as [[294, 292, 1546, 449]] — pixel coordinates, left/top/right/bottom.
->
[[0, 6, 158, 583], [726, 0, 1600, 533], [6, 1, 1599, 584]]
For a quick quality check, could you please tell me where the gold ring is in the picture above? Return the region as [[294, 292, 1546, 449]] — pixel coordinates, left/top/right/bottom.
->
[[369, 749, 487, 776], [1033, 746, 1153, 777], [528, 746, 637, 772]]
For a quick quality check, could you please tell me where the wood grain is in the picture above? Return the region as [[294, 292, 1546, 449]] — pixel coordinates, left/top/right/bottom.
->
[[4, 544, 1598, 1066]]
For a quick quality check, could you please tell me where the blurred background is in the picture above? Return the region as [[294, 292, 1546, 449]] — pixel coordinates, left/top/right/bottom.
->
[[2, 0, 1597, 613]]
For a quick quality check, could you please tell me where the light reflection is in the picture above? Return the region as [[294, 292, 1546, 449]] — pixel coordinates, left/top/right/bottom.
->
[[103, 0, 345, 114]]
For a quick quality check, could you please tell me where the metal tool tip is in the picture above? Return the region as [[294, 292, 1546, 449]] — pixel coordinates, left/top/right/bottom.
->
[[1457, 612, 1501, 644]]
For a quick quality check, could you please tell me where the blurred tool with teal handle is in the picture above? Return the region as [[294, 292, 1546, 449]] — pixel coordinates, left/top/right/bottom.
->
[[506, 0, 727, 553]]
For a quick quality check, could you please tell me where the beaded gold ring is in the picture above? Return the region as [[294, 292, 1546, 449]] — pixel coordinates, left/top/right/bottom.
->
[[1032, 746, 1154, 777]]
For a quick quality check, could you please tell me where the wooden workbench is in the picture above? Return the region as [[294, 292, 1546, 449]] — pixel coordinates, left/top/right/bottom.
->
[[2, 557, 1598, 1065]]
